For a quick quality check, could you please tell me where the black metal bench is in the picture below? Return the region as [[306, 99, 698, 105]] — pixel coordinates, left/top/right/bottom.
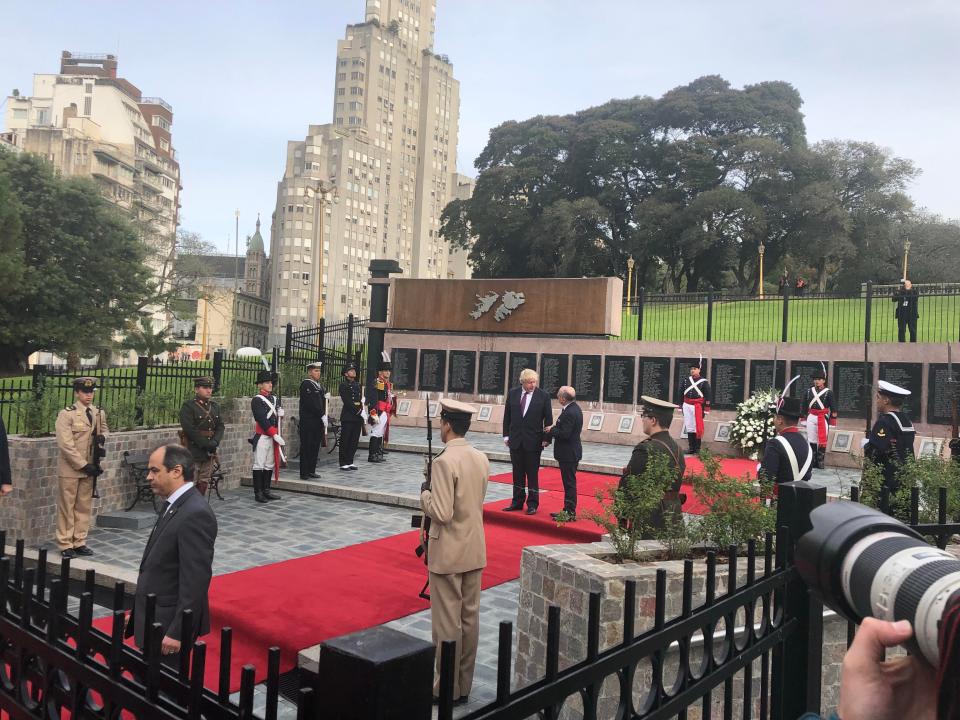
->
[[207, 456, 225, 501], [122, 450, 158, 513]]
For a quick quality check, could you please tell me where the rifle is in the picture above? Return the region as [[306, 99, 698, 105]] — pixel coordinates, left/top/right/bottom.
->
[[92, 407, 106, 499], [412, 396, 434, 600]]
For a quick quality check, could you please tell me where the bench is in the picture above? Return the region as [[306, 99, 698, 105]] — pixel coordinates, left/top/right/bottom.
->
[[122, 450, 158, 513]]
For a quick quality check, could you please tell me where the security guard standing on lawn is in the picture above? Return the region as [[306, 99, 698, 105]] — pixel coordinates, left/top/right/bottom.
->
[[55, 377, 109, 559], [419, 399, 489, 705], [298, 361, 327, 479], [178, 376, 224, 496], [863, 380, 916, 516], [620, 396, 686, 535]]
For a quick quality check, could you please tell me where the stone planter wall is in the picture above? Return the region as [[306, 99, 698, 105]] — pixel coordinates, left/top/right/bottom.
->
[[515, 541, 851, 719]]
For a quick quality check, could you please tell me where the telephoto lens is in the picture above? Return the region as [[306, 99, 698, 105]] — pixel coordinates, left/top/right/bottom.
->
[[795, 500, 960, 667]]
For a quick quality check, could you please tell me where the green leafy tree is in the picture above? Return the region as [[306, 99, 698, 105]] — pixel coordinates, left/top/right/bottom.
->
[[0, 150, 155, 373], [121, 316, 179, 358]]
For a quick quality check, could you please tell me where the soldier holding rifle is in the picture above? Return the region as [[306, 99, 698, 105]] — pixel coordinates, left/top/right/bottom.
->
[[55, 377, 108, 558], [419, 399, 489, 706], [178, 376, 224, 496]]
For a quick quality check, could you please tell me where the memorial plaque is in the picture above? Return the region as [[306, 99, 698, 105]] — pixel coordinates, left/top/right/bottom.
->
[[927, 364, 959, 425], [789, 361, 827, 398], [879, 362, 923, 418], [833, 362, 874, 419], [447, 350, 476, 394], [572, 355, 602, 402], [710, 359, 746, 410], [749, 360, 786, 395], [508, 352, 538, 389], [603, 356, 636, 404], [390, 348, 417, 390], [539, 354, 569, 397], [478, 352, 507, 395], [638, 357, 671, 402], [418, 349, 447, 392], [674, 358, 709, 405]]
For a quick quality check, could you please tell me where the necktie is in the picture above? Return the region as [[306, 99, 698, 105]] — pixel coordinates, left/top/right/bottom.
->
[[158, 500, 171, 517], [521, 392, 529, 416], [86, 408, 93, 426]]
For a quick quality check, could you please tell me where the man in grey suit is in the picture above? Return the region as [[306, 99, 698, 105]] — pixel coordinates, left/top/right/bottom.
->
[[544, 386, 583, 520], [126, 444, 218, 659]]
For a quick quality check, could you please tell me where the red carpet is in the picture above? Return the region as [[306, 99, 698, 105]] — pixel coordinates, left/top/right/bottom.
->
[[94, 468, 603, 691]]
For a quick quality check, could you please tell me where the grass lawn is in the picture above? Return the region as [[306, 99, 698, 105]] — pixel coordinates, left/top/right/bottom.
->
[[619, 295, 960, 343]]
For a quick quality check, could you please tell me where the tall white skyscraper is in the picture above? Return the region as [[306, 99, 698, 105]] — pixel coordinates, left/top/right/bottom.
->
[[268, 0, 462, 342]]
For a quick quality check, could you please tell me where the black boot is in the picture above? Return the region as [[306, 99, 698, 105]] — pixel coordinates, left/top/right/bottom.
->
[[253, 470, 268, 504], [687, 435, 697, 455], [262, 470, 282, 500], [817, 446, 826, 470], [695, 438, 703, 454]]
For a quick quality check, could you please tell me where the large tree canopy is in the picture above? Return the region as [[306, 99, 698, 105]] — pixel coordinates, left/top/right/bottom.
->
[[443, 76, 944, 292], [0, 150, 155, 372]]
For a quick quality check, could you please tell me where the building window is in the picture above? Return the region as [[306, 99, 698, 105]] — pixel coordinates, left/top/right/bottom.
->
[[83, 97, 92, 115]]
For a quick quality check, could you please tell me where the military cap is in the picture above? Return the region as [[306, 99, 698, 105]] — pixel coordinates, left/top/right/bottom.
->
[[306, 361, 323, 370], [72, 377, 98, 392], [378, 351, 392, 371], [640, 395, 678, 411], [877, 380, 910, 398], [776, 396, 804, 419], [342, 362, 358, 375], [194, 376, 215, 388], [440, 398, 478, 421], [811, 368, 826, 380], [256, 369, 276, 384]]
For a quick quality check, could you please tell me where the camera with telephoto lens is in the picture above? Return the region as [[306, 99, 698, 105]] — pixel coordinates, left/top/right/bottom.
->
[[795, 500, 960, 667]]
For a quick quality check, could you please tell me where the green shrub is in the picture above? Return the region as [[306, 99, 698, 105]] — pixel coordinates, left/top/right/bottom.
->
[[859, 454, 960, 525]]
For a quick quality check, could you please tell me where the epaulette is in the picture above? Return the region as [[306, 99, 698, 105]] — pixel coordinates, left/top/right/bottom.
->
[[67, 405, 75, 411]]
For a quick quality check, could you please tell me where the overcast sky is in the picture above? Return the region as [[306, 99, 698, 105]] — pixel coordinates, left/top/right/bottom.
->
[[2, 1, 957, 252]]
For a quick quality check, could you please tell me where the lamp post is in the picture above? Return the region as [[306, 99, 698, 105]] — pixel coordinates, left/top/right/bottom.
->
[[758, 242, 765, 299], [902, 237, 912, 281], [304, 181, 339, 325], [626, 255, 635, 315]]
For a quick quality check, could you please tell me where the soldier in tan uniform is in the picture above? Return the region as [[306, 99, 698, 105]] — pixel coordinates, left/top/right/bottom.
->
[[419, 398, 490, 705], [55, 377, 109, 558]]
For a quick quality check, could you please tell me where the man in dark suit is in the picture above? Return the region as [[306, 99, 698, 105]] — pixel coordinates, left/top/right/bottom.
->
[[544, 386, 583, 520], [502, 368, 553, 515], [126, 444, 217, 660]]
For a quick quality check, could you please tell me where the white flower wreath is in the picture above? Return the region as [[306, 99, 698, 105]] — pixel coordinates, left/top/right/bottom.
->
[[729, 388, 778, 460]]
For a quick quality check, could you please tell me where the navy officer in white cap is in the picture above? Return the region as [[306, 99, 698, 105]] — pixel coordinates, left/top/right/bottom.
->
[[863, 380, 916, 516]]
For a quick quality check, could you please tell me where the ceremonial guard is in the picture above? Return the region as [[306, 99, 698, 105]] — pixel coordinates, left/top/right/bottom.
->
[[366, 352, 396, 464], [298, 361, 327, 480], [864, 380, 916, 516], [338, 362, 363, 471], [55, 377, 108, 558], [178, 376, 224, 495], [759, 394, 813, 484], [801, 367, 837, 469], [250, 370, 284, 504], [620, 396, 686, 535], [419, 399, 489, 704], [678, 360, 711, 454]]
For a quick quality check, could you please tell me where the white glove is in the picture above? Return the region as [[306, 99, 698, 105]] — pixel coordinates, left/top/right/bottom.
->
[[274, 434, 286, 446], [322, 414, 329, 429], [278, 408, 285, 418], [860, 438, 869, 449]]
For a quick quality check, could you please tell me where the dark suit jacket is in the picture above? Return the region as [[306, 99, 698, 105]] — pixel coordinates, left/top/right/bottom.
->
[[130, 486, 218, 647], [503, 386, 553, 452], [548, 402, 583, 463]]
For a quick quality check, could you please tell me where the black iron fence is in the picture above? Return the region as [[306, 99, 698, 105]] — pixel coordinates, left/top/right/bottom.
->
[[0, 351, 268, 436], [621, 282, 960, 343], [283, 315, 367, 390]]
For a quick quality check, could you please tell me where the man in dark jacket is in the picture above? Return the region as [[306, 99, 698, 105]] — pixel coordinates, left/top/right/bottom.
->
[[338, 362, 363, 471], [178, 376, 224, 496], [621, 396, 686, 535], [892, 279, 919, 343], [502, 368, 553, 515], [298, 361, 326, 479], [759, 396, 813, 484], [545, 386, 583, 519], [126, 444, 217, 663], [864, 380, 916, 516]]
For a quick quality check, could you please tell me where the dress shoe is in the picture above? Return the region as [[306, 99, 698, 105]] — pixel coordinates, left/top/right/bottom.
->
[[502, 504, 523, 512], [525, 507, 538, 515], [348, 465, 359, 470], [60, 548, 77, 559], [340, 465, 352, 471], [308, 472, 321, 478], [432, 696, 469, 706], [73, 546, 94, 556]]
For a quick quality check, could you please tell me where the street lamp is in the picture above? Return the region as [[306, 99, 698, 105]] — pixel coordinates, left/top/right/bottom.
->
[[626, 256, 635, 314], [902, 237, 912, 281], [758, 242, 765, 299], [304, 181, 339, 324]]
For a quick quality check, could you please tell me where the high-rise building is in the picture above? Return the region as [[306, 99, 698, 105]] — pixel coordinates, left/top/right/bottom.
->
[[446, 172, 474, 279], [268, 0, 463, 343], [3, 52, 181, 297]]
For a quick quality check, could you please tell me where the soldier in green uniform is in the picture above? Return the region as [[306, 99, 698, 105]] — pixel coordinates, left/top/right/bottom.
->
[[178, 376, 224, 496], [619, 395, 686, 536]]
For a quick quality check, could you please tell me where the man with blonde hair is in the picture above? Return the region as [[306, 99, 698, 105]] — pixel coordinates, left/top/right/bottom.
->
[[502, 368, 552, 515]]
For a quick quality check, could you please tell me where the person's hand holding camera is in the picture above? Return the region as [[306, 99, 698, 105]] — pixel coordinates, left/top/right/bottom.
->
[[837, 618, 936, 720]]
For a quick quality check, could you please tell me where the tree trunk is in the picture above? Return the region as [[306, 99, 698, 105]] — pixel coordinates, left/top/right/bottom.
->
[[66, 352, 81, 372]]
